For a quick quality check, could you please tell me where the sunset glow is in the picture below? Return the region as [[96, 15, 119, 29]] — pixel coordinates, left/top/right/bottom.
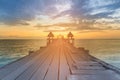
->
[[0, 0, 120, 39]]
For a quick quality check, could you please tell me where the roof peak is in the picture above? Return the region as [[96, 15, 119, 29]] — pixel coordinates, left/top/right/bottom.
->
[[68, 32, 73, 37], [48, 32, 54, 37]]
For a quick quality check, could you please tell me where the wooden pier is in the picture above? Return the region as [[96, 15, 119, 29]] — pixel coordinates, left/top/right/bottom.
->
[[0, 33, 120, 80]]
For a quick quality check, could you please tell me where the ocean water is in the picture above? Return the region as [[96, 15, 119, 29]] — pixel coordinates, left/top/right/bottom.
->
[[0, 39, 120, 68], [75, 39, 120, 68], [0, 39, 46, 67]]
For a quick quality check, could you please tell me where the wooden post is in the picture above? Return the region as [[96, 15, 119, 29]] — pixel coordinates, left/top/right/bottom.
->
[[29, 51, 34, 55]]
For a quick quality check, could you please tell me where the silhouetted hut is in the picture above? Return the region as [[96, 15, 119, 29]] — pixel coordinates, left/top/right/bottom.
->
[[47, 32, 54, 45], [67, 32, 74, 45], [48, 32, 54, 39], [67, 32, 73, 39]]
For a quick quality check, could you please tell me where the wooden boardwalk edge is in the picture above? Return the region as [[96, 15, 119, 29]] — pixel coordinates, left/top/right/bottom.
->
[[90, 55, 120, 74]]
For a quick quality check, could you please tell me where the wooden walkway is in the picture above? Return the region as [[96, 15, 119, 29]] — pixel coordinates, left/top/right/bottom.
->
[[0, 39, 120, 80]]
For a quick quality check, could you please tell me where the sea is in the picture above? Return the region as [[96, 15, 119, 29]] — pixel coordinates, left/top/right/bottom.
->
[[0, 39, 120, 68]]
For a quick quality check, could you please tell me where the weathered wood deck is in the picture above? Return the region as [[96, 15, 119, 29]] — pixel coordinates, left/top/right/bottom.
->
[[0, 39, 120, 80]]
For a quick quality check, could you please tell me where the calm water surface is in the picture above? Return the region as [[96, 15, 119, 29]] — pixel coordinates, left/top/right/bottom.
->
[[75, 39, 120, 68], [0, 39, 46, 67], [0, 39, 120, 68]]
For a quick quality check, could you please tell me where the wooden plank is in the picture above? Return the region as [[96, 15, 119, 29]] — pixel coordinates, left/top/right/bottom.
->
[[67, 70, 120, 80], [90, 55, 120, 74], [15, 50, 50, 80], [71, 70, 106, 75], [73, 62, 102, 66], [1, 51, 48, 80], [59, 46, 70, 80], [0, 48, 44, 79], [0, 46, 51, 80], [76, 65, 105, 70], [20, 44, 58, 80], [43, 47, 59, 80], [30, 48, 55, 80], [64, 46, 76, 73]]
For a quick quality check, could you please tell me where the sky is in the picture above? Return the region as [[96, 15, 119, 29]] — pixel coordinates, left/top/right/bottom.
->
[[0, 0, 120, 39]]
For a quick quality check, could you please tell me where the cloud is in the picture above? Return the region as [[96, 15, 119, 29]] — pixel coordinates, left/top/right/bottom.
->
[[34, 18, 120, 32], [78, 30, 105, 33], [34, 24, 51, 28], [88, 0, 117, 8], [108, 8, 120, 18], [89, 8, 113, 15], [55, 0, 120, 20], [0, 0, 58, 25], [34, 20, 104, 31], [0, 0, 120, 31], [44, 29, 67, 32]]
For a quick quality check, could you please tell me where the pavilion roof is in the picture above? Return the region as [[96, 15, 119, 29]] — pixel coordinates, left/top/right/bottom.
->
[[48, 32, 54, 37], [67, 32, 73, 37]]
